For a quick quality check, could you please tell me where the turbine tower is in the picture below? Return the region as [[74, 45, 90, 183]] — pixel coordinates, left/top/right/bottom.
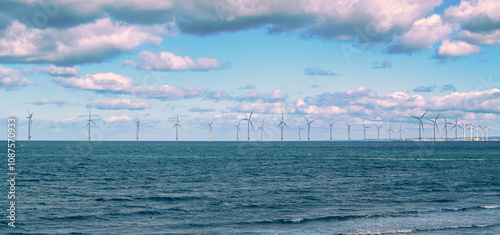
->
[[207, 120, 214, 142], [449, 116, 462, 142], [375, 124, 383, 142], [329, 120, 337, 142], [297, 125, 304, 142], [345, 123, 351, 142], [258, 121, 264, 142], [362, 121, 370, 141], [398, 124, 404, 141], [135, 114, 140, 142], [242, 109, 255, 142], [442, 114, 449, 142], [466, 121, 473, 142], [479, 124, 484, 141], [304, 117, 314, 142], [234, 120, 241, 142], [86, 109, 96, 142], [485, 126, 489, 141], [173, 114, 182, 142], [411, 110, 427, 142], [387, 122, 395, 141], [460, 121, 466, 142], [427, 112, 440, 142], [277, 112, 288, 142], [26, 110, 33, 142]]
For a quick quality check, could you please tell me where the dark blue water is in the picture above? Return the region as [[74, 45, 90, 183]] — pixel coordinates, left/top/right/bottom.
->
[[1, 141, 499, 234]]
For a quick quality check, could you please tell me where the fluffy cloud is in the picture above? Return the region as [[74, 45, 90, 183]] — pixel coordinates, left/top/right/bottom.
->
[[303, 67, 338, 76], [86, 99, 148, 110], [413, 85, 436, 93], [0, 18, 169, 65], [54, 72, 207, 99], [30, 99, 66, 106], [436, 40, 481, 58], [40, 65, 79, 76], [444, 0, 500, 32], [234, 89, 289, 102], [455, 29, 500, 45], [389, 14, 456, 54], [104, 116, 133, 123], [131, 51, 229, 71], [0, 65, 33, 89]]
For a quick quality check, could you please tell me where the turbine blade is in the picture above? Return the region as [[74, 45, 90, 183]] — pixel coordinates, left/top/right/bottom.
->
[[421, 110, 428, 118]]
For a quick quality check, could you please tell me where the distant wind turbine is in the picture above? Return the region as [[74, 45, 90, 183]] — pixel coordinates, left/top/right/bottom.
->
[[485, 126, 489, 141], [460, 121, 466, 142], [277, 112, 288, 142], [398, 124, 405, 141], [329, 120, 337, 142], [411, 110, 427, 142], [242, 109, 255, 142], [135, 114, 140, 142], [298, 125, 304, 142], [258, 121, 264, 142], [442, 114, 448, 142], [86, 109, 96, 142], [345, 123, 351, 142], [234, 120, 241, 142], [427, 112, 440, 142], [304, 117, 314, 142], [387, 122, 395, 141], [173, 114, 182, 142], [479, 124, 484, 141], [449, 116, 462, 142], [466, 121, 473, 142], [375, 124, 383, 142], [207, 120, 214, 142], [26, 110, 33, 142], [362, 121, 370, 141]]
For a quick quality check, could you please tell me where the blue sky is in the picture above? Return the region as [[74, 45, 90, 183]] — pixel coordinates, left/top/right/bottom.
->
[[1, 0, 499, 141]]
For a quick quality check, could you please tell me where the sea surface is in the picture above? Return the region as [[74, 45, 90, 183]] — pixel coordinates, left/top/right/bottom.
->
[[1, 141, 499, 234]]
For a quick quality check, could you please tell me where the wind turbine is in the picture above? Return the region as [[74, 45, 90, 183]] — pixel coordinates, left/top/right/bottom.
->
[[427, 113, 440, 142], [442, 114, 448, 142], [173, 114, 182, 142], [374, 124, 383, 141], [26, 110, 33, 142], [207, 120, 214, 142], [242, 109, 255, 142], [466, 121, 473, 142], [398, 124, 404, 141], [234, 120, 241, 142], [329, 120, 337, 142], [277, 112, 288, 142], [449, 116, 462, 142], [135, 114, 140, 142], [479, 124, 484, 141], [411, 110, 427, 142], [345, 123, 351, 142], [362, 121, 370, 141], [86, 109, 96, 142], [460, 121, 466, 142], [387, 122, 395, 141], [298, 125, 304, 141], [304, 117, 314, 142], [485, 126, 489, 141], [258, 121, 264, 142], [475, 124, 480, 141]]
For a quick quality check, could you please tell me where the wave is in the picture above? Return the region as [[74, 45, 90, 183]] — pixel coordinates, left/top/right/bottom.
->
[[443, 205, 500, 211], [42, 214, 109, 221], [132, 195, 209, 202], [414, 223, 500, 233], [95, 197, 133, 202]]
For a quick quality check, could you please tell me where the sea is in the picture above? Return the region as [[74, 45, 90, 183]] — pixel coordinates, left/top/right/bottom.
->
[[1, 141, 499, 234]]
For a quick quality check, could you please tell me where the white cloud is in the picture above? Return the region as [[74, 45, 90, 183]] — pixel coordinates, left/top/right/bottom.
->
[[40, 65, 79, 76], [444, 0, 500, 32], [437, 39, 481, 57], [132, 51, 229, 71], [86, 99, 148, 110], [0, 65, 33, 89], [0, 18, 171, 65], [104, 116, 133, 123], [455, 29, 500, 45], [189, 106, 215, 112], [31, 99, 66, 106]]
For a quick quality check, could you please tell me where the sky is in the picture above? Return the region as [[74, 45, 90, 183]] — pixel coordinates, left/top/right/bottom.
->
[[1, 0, 499, 141]]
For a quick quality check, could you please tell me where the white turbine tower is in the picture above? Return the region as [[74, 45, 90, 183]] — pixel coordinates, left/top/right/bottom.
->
[[362, 121, 370, 141], [242, 109, 255, 142], [485, 126, 489, 141], [387, 122, 395, 141], [460, 121, 466, 142], [258, 121, 264, 142], [427, 113, 440, 142], [26, 110, 33, 142], [479, 124, 484, 141], [411, 110, 427, 142], [277, 112, 288, 142], [298, 125, 304, 142], [442, 114, 449, 142], [207, 120, 214, 142], [304, 117, 314, 142], [329, 120, 337, 142], [466, 121, 474, 142], [449, 116, 462, 142], [86, 109, 96, 142], [398, 124, 404, 141], [345, 123, 351, 142], [234, 120, 241, 142], [173, 114, 182, 142], [135, 114, 140, 142], [375, 124, 383, 142]]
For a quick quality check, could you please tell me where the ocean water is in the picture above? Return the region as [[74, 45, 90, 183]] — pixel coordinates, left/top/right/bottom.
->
[[1, 141, 499, 234]]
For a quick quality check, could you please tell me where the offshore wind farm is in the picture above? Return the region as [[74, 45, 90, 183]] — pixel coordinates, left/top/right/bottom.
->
[[2, 1, 500, 234]]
